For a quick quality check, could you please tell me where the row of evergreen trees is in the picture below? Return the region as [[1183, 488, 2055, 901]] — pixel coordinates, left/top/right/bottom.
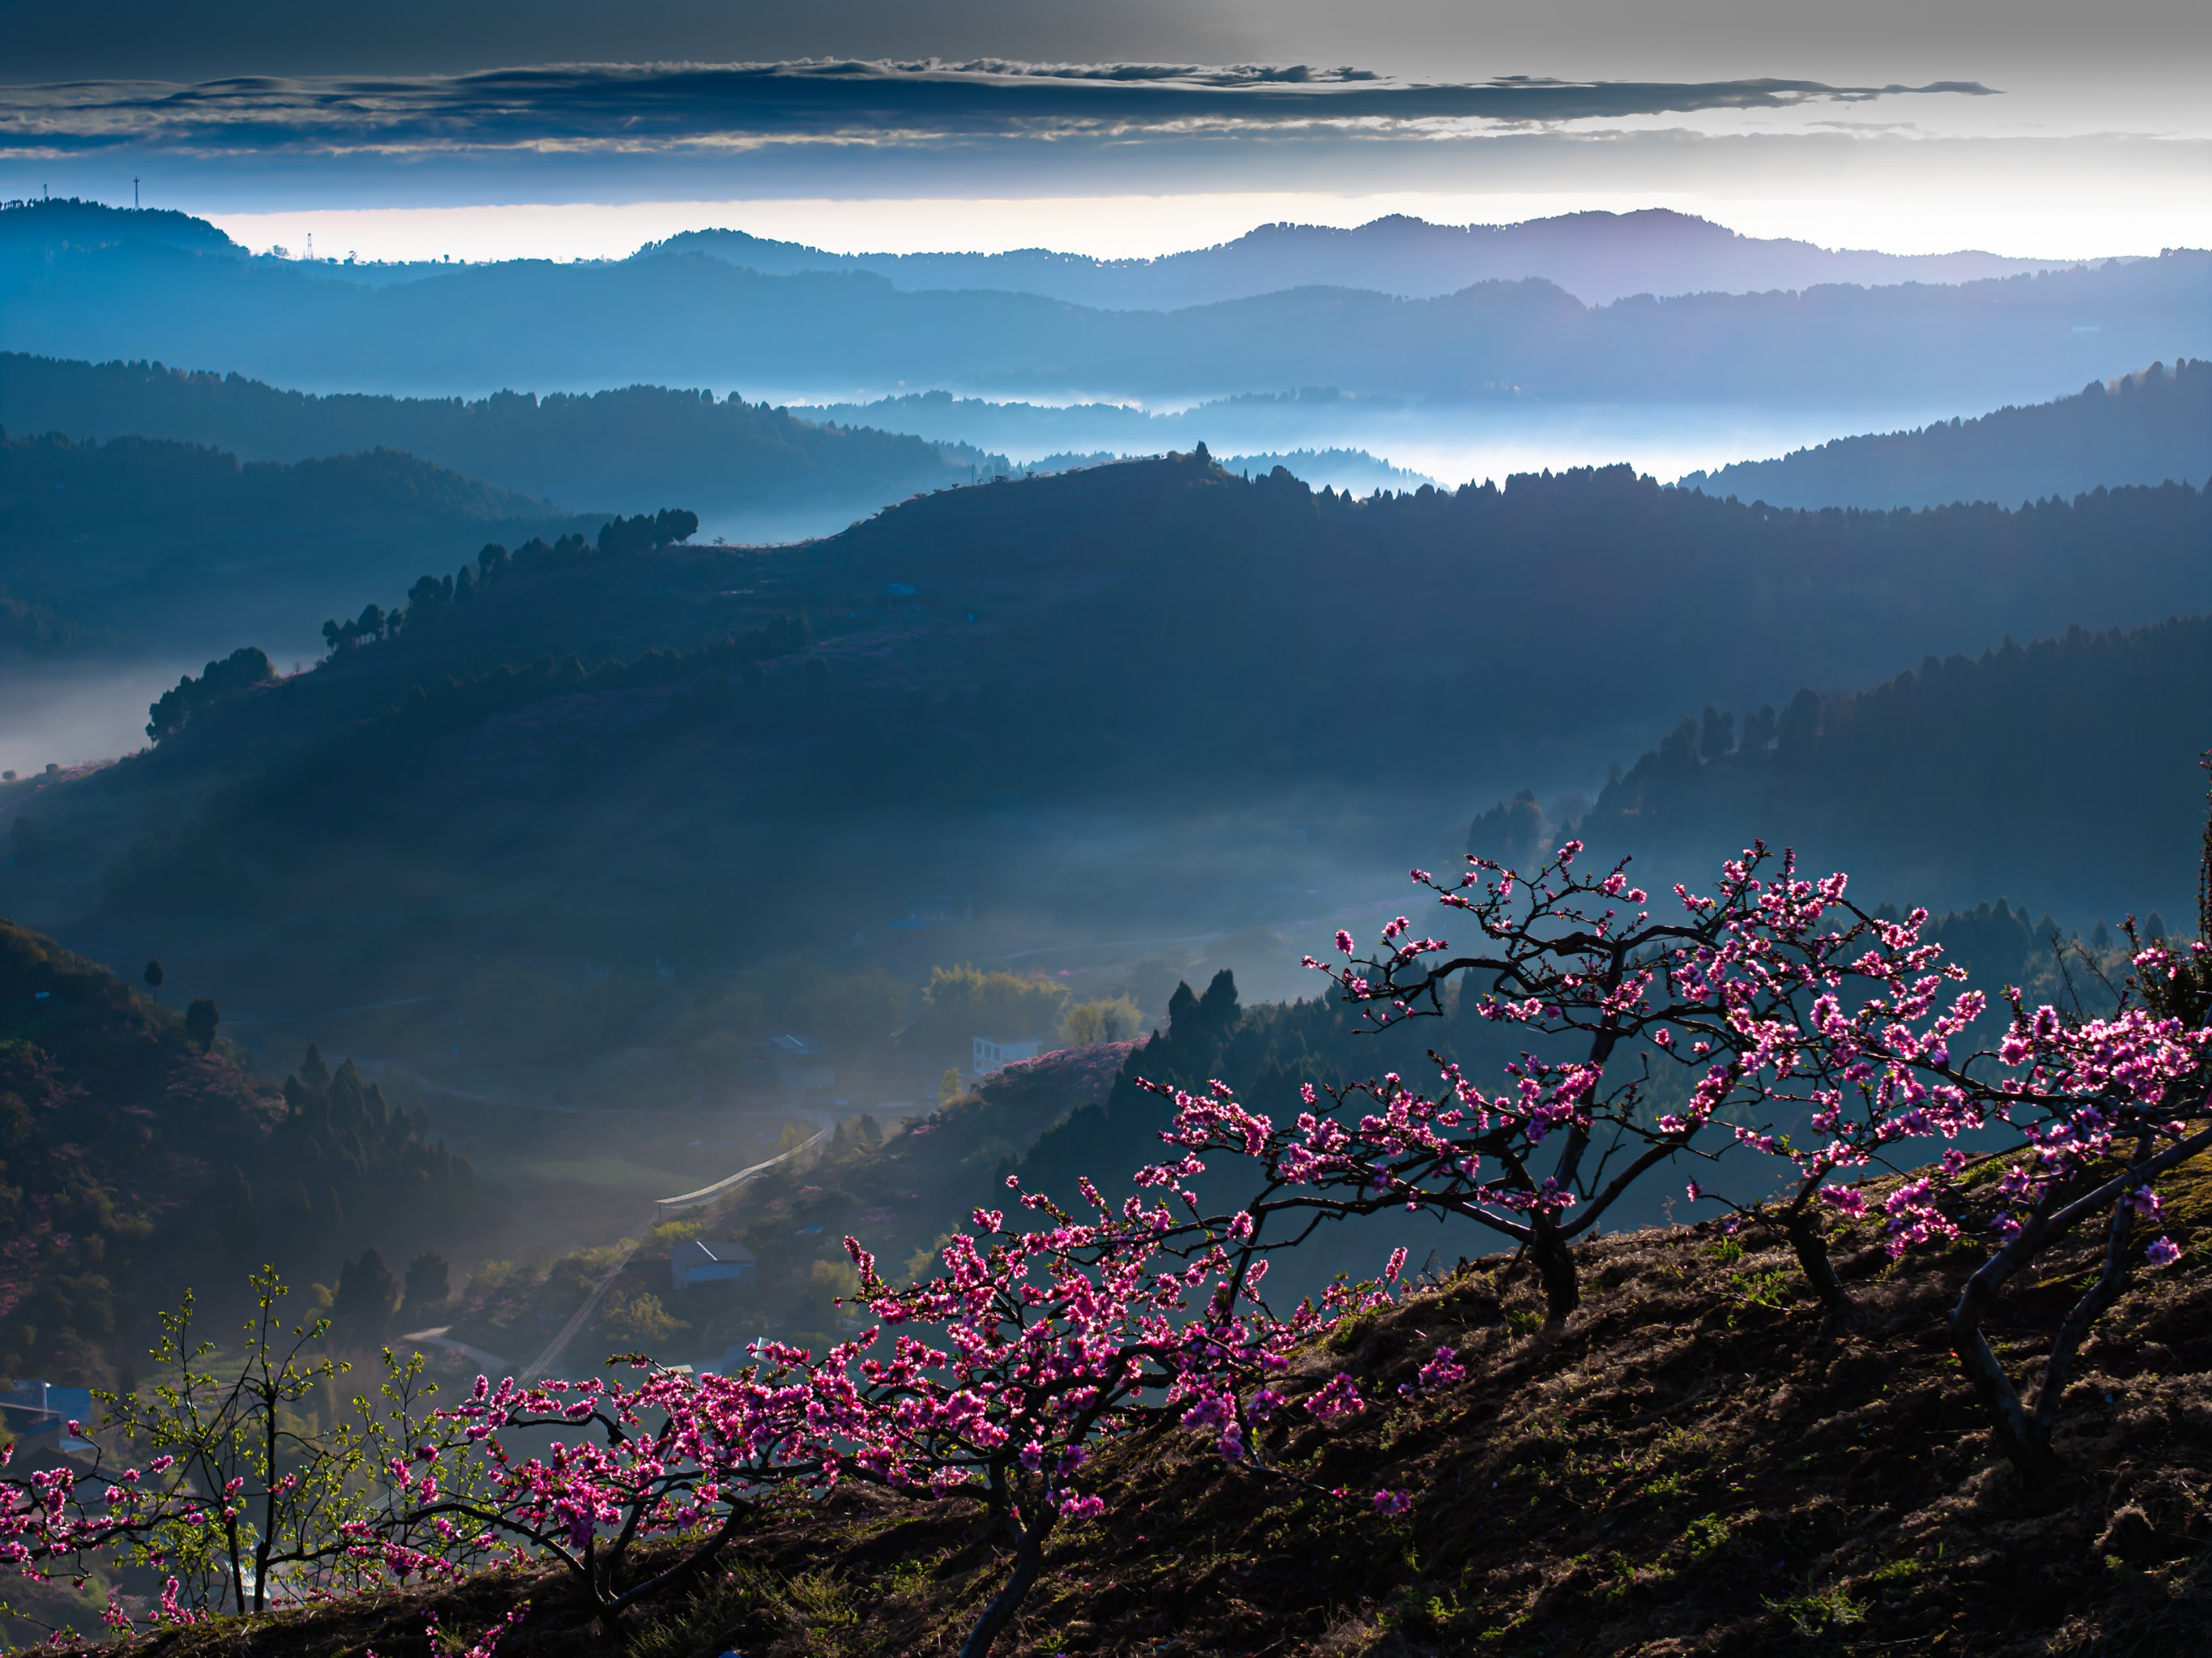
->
[[321, 508, 700, 655]]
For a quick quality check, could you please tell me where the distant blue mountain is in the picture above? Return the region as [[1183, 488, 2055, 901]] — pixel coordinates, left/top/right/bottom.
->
[[650, 209, 2074, 309], [4, 202, 2200, 410]]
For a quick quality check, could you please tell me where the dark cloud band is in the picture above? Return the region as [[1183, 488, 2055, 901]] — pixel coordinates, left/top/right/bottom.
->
[[0, 59, 1996, 158]]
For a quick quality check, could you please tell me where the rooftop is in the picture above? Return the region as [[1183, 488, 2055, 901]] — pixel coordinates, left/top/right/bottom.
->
[[679, 1239, 758, 1265]]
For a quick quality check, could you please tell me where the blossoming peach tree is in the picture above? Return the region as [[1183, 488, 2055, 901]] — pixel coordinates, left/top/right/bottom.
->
[[1935, 937, 2210, 1485], [1159, 834, 2207, 1488], [1146, 840, 1991, 1328], [2, 1188, 1397, 1656], [381, 1183, 1394, 1656], [1680, 903, 2209, 1486]]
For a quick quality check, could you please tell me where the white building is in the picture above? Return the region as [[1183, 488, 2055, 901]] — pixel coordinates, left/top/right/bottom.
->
[[670, 1239, 759, 1293], [972, 1035, 1043, 1077]]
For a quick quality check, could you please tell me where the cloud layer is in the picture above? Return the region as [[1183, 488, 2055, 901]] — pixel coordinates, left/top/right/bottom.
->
[[0, 59, 1996, 158]]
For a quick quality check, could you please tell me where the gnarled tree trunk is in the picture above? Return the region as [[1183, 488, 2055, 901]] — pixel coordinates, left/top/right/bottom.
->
[[959, 1508, 1053, 1658], [1780, 1205, 1857, 1324], [1530, 1217, 1580, 1327], [1950, 1120, 2212, 1490]]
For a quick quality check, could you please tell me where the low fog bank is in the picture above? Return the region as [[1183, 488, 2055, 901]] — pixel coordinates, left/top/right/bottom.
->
[[687, 494, 911, 548], [795, 393, 1984, 494], [2, 648, 307, 776]]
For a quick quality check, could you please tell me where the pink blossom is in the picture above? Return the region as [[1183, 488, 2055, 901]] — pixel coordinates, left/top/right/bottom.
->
[[1304, 1375, 1367, 1421]]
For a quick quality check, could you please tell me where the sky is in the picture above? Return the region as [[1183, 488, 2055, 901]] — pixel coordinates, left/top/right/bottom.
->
[[3, 2, 2206, 261]]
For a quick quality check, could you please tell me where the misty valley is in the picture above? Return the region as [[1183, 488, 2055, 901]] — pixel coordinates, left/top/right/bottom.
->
[[0, 86, 2208, 1658]]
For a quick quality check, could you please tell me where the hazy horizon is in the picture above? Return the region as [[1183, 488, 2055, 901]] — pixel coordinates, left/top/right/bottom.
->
[[8, 0, 2207, 262], [182, 192, 2207, 268]]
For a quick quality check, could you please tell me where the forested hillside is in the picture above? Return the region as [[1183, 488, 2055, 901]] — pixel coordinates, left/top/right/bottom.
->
[[0, 354, 1007, 517], [0, 592, 104, 658], [0, 429, 594, 655], [1678, 359, 2212, 508], [28, 456, 2208, 825], [2, 457, 2201, 1110], [0, 916, 487, 1380], [1526, 616, 2212, 908]]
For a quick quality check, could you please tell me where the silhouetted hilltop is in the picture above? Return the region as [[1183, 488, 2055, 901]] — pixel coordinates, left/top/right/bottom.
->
[[45, 458, 2212, 810], [0, 197, 240, 261], [4, 203, 2201, 406], [0, 354, 1008, 516], [0, 200, 2082, 312], [1019, 444, 1431, 492], [653, 208, 2078, 308], [1679, 359, 2212, 508]]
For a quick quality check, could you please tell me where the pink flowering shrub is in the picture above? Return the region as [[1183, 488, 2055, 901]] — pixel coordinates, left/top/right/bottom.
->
[[785, 1182, 1395, 1655], [342, 1197, 1362, 1652], [1704, 899, 2210, 1484], [1927, 971, 2212, 1486]]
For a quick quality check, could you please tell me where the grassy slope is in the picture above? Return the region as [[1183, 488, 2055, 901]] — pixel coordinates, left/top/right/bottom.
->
[[56, 1155, 2212, 1658]]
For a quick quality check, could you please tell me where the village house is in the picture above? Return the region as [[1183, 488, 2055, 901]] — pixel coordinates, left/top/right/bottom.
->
[[972, 1035, 1042, 1077], [0, 1380, 94, 1453], [670, 1239, 759, 1294]]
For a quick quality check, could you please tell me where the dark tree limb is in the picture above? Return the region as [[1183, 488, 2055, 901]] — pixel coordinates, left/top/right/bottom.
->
[[1950, 1120, 2212, 1488]]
